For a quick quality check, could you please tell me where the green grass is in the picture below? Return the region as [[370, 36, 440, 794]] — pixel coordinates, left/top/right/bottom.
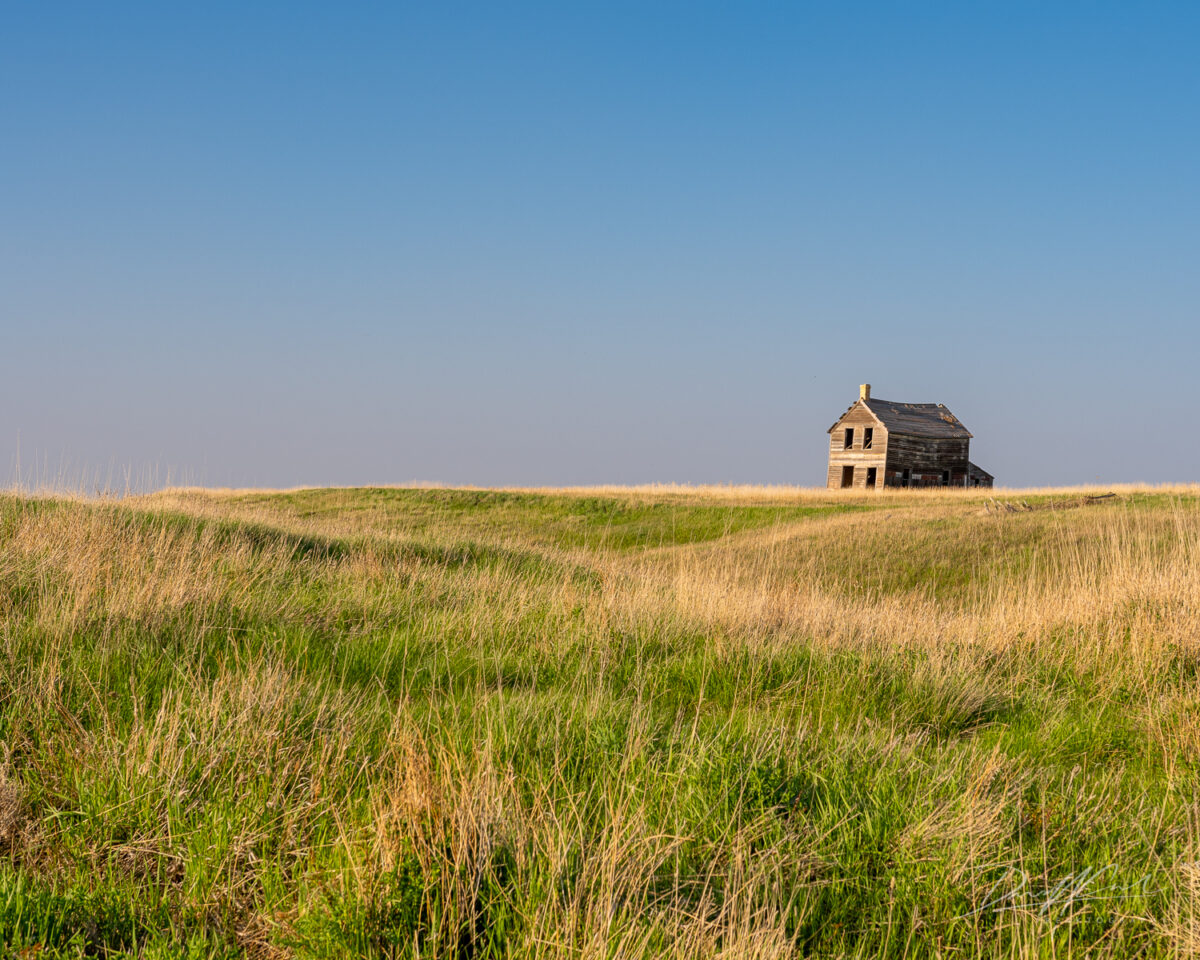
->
[[230, 487, 875, 550], [0, 486, 1198, 957]]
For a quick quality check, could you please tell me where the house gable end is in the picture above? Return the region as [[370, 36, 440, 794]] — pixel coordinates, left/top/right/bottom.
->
[[827, 400, 886, 434]]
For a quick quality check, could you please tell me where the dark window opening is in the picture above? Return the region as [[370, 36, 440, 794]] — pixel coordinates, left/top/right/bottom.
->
[[863, 428, 873, 449], [843, 428, 854, 449], [941, 470, 950, 486], [866, 467, 877, 489], [841, 465, 855, 488], [901, 468, 911, 488]]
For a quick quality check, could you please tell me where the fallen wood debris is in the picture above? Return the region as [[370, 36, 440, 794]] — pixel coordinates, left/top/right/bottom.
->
[[981, 493, 1119, 515]]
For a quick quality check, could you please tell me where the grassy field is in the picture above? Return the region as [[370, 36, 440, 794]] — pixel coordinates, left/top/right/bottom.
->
[[2, 483, 1199, 958]]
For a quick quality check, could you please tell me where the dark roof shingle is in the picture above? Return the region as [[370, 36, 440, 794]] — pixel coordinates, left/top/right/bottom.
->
[[829, 397, 973, 439]]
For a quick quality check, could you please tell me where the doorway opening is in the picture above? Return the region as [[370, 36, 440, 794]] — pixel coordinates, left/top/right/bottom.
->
[[865, 467, 877, 489], [841, 466, 855, 488]]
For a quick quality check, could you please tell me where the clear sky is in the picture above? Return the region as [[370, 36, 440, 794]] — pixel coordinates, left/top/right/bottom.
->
[[3, 2, 1197, 488]]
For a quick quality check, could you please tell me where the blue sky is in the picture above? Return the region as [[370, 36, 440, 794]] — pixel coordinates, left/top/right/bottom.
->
[[3, 2, 1197, 487]]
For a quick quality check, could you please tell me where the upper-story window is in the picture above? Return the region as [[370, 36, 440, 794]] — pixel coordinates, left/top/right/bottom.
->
[[863, 428, 873, 450], [843, 428, 854, 449]]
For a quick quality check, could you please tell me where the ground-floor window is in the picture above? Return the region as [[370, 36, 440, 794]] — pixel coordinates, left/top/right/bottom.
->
[[841, 465, 855, 488]]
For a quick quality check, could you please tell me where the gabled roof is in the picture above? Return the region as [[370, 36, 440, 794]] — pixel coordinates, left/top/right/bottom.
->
[[828, 397, 973, 439]]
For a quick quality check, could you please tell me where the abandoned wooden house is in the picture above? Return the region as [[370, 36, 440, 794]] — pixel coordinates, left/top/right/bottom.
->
[[827, 384, 994, 490]]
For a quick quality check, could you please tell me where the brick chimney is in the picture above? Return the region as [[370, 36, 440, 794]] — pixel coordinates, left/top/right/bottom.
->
[[859, 383, 871, 401]]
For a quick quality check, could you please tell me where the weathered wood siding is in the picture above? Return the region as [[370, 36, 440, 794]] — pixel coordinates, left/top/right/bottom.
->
[[826, 402, 888, 489], [882, 436, 970, 488]]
